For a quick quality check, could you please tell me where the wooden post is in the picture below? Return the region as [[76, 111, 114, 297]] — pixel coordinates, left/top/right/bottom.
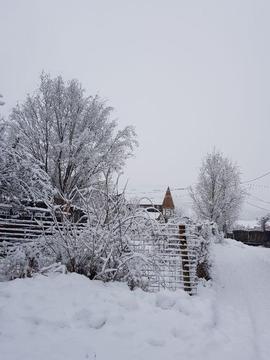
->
[[179, 225, 192, 294]]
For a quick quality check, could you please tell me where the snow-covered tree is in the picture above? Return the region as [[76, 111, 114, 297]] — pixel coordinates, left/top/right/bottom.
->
[[8, 73, 137, 202], [258, 214, 270, 232], [1, 93, 52, 203], [0, 143, 53, 204], [190, 150, 245, 234]]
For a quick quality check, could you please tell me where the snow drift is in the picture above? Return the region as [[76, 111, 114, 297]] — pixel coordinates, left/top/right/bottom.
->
[[0, 239, 270, 360]]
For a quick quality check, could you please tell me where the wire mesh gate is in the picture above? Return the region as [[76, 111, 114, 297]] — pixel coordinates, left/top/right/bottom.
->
[[131, 223, 201, 295]]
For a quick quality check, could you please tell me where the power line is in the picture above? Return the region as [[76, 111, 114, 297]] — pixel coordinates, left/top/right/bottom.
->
[[127, 186, 189, 194], [127, 168, 270, 196], [246, 201, 270, 212], [247, 194, 270, 205], [242, 170, 270, 184]]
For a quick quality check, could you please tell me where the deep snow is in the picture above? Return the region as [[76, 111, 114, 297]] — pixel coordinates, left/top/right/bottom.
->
[[0, 240, 270, 360]]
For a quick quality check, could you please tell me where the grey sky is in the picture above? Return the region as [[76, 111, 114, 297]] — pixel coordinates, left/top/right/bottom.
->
[[1, 0, 270, 219]]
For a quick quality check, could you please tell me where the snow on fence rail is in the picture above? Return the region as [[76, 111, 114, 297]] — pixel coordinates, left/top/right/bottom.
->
[[0, 205, 84, 255], [0, 218, 84, 244]]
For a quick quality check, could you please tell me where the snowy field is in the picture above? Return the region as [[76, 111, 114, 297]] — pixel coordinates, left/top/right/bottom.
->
[[0, 240, 270, 360]]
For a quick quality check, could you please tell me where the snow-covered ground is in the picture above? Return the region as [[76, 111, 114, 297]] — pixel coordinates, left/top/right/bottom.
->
[[0, 240, 270, 360]]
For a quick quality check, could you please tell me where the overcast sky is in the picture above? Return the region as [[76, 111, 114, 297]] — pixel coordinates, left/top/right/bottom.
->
[[1, 0, 270, 219]]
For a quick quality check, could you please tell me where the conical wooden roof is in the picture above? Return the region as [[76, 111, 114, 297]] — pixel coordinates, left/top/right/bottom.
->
[[162, 187, 175, 209]]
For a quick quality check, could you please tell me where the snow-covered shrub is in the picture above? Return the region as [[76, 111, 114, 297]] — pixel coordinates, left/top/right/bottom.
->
[[194, 222, 222, 281], [1, 243, 41, 280], [0, 237, 62, 281], [0, 247, 33, 280], [41, 186, 160, 289]]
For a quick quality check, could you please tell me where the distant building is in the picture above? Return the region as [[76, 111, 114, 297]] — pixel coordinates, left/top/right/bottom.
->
[[162, 187, 175, 221], [138, 187, 175, 222]]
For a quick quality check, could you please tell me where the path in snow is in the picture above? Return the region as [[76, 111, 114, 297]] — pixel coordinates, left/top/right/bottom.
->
[[213, 240, 270, 360]]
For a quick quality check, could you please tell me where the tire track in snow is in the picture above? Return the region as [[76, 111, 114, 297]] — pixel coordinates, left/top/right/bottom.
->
[[212, 241, 270, 360], [235, 249, 270, 360]]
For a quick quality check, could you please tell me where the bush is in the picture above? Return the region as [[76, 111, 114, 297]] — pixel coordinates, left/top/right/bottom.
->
[[195, 222, 222, 281], [1, 242, 42, 280], [0, 239, 68, 281]]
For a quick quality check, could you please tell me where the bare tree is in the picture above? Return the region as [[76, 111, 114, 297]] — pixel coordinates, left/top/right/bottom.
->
[[8, 73, 137, 202], [190, 150, 245, 234]]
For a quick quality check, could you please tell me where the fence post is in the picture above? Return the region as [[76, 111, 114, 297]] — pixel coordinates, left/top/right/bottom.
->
[[179, 225, 192, 294]]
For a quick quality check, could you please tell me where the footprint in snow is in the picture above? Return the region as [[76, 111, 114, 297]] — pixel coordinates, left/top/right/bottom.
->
[[73, 309, 107, 329]]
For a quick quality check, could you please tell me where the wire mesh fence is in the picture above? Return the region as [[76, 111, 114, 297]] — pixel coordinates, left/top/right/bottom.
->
[[130, 223, 203, 295]]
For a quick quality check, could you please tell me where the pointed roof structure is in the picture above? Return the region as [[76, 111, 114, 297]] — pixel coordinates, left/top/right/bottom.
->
[[162, 187, 175, 210]]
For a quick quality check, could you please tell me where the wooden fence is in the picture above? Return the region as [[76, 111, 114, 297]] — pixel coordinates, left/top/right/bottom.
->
[[227, 230, 270, 247], [0, 203, 85, 255]]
